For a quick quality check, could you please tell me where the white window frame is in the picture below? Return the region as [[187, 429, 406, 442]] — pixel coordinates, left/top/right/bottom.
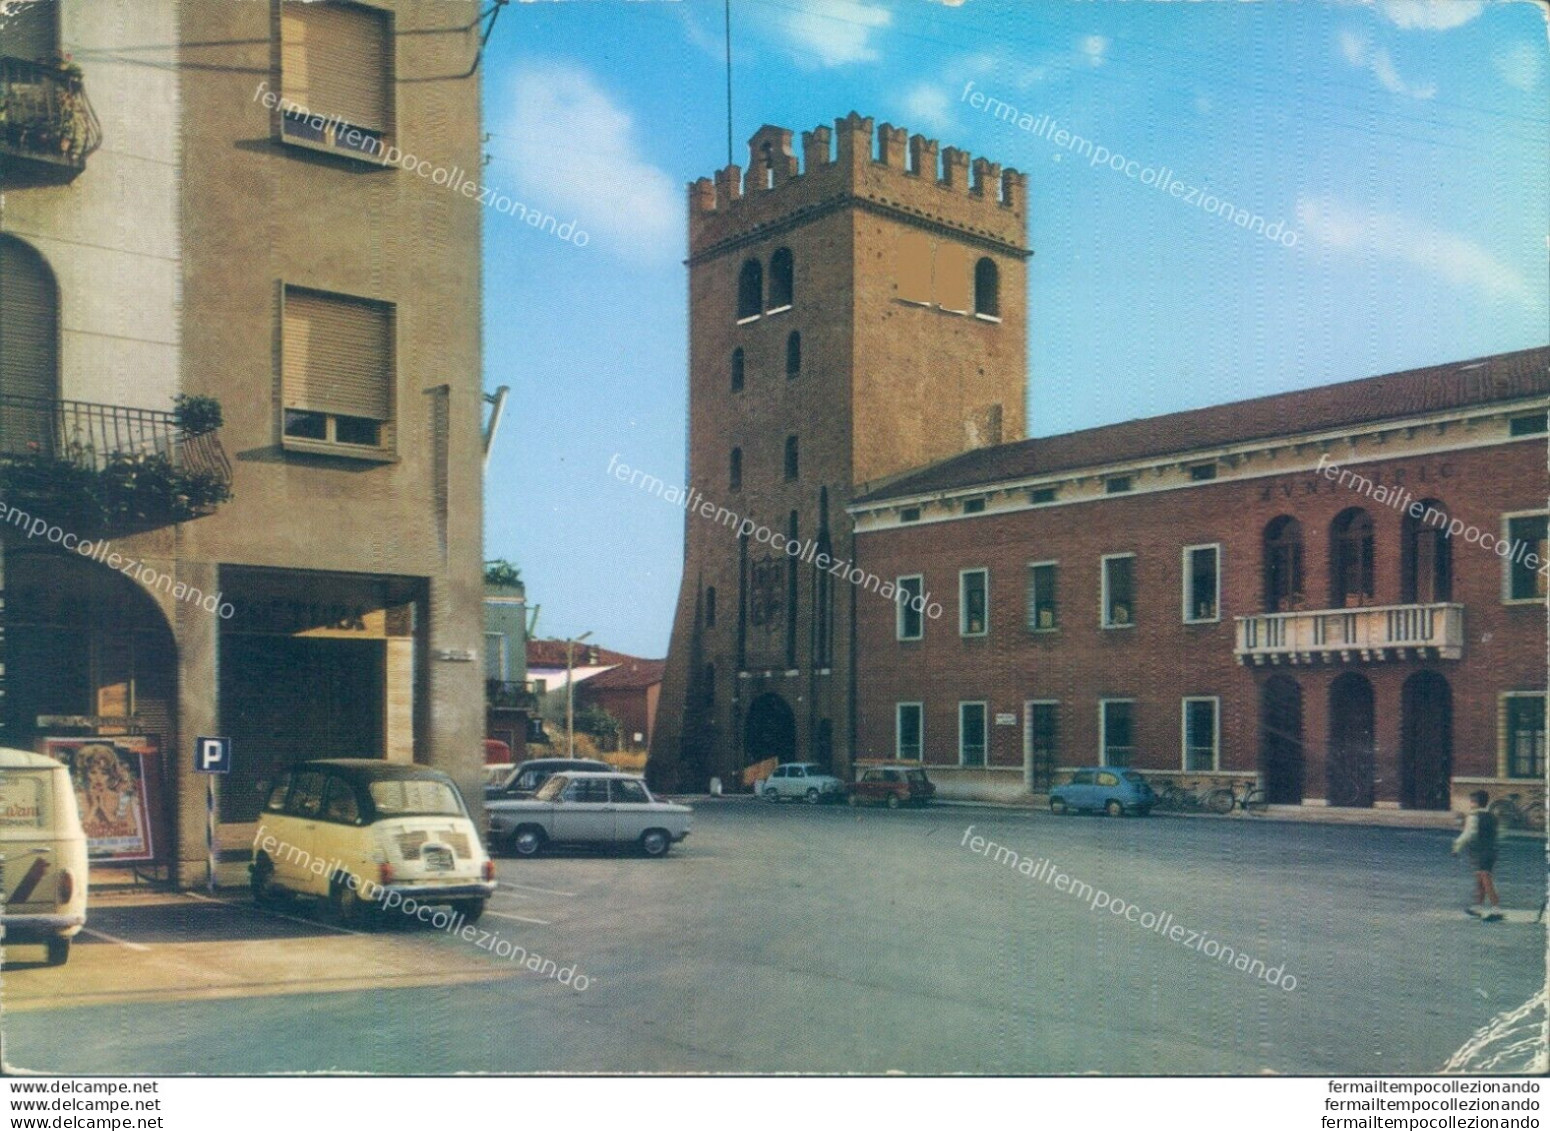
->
[[484, 632, 508, 681], [896, 575, 924, 641], [959, 568, 989, 638], [1182, 543, 1221, 624], [1502, 510, 1548, 605], [958, 701, 988, 767], [1098, 698, 1136, 768], [896, 702, 924, 762], [1500, 691, 1547, 779], [1101, 553, 1136, 630], [1027, 559, 1058, 633], [1181, 696, 1221, 772], [1024, 699, 1058, 789]]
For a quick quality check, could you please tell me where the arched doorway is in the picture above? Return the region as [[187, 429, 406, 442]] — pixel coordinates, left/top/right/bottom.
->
[[744, 692, 795, 766], [1259, 675, 1304, 805], [1328, 673, 1375, 808], [1401, 671, 1452, 811]]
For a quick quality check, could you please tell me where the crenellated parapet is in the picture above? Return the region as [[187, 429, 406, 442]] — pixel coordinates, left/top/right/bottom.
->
[[688, 112, 1028, 260]]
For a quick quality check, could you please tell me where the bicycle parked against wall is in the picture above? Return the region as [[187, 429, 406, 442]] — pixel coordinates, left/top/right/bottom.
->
[[1156, 780, 1214, 812], [1489, 791, 1546, 832], [1207, 780, 1269, 815]]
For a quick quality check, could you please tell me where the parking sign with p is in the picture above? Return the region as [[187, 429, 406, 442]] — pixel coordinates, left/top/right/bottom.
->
[[196, 736, 232, 774]]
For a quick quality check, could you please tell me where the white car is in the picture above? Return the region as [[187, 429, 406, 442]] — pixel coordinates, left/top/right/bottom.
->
[[0, 748, 88, 966], [487, 772, 691, 858], [762, 763, 846, 804]]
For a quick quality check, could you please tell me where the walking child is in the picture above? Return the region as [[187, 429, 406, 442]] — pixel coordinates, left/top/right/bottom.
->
[[1452, 790, 1502, 921]]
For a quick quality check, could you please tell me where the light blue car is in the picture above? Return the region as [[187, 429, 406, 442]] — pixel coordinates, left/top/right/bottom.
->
[[1050, 767, 1155, 817]]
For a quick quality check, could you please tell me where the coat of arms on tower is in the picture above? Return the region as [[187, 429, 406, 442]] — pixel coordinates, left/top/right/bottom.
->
[[748, 555, 785, 629]]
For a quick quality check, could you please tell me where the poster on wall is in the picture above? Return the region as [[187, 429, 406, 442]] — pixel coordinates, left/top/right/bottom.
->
[[43, 737, 162, 862]]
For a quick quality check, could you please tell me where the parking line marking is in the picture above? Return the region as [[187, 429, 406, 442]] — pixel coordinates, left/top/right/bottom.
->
[[500, 881, 575, 898], [79, 927, 150, 952], [183, 891, 363, 937], [483, 909, 552, 926]]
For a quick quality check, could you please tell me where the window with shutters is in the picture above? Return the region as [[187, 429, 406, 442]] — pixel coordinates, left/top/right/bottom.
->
[[281, 285, 395, 456], [278, 1, 393, 161]]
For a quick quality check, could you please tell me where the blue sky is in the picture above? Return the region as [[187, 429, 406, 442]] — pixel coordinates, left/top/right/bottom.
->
[[479, 0, 1549, 657]]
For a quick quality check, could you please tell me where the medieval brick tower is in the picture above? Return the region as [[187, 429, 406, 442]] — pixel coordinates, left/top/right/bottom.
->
[[649, 114, 1030, 791]]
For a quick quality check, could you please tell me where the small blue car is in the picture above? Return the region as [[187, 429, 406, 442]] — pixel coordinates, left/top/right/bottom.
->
[[1050, 767, 1155, 817]]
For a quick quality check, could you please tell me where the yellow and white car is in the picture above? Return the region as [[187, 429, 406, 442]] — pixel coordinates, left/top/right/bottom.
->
[[251, 759, 495, 927], [0, 747, 88, 966]]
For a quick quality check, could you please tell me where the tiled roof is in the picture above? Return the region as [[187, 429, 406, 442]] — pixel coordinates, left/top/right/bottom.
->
[[582, 660, 667, 691], [855, 347, 1550, 505], [525, 641, 641, 669]]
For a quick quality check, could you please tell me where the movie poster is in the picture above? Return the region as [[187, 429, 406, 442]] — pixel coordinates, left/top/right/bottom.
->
[[44, 737, 161, 862]]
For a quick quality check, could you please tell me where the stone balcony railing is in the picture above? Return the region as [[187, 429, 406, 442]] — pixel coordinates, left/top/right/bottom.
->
[[0, 56, 102, 185], [1235, 602, 1464, 664]]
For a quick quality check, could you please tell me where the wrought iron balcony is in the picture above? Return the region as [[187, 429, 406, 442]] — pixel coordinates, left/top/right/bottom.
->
[[1235, 602, 1464, 665], [486, 679, 541, 711], [0, 393, 232, 529], [0, 55, 102, 185]]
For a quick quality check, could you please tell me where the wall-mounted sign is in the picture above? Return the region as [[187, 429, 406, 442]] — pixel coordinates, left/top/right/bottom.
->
[[995, 713, 1018, 726]]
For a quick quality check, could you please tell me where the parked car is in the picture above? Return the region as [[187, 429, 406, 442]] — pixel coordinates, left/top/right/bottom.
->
[[761, 763, 846, 804], [487, 772, 691, 858], [483, 757, 612, 802], [848, 764, 936, 808], [0, 748, 88, 966], [1050, 767, 1155, 817], [251, 759, 496, 927]]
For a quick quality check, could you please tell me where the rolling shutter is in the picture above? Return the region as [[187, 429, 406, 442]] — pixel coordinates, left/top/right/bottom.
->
[[935, 242, 972, 313], [895, 230, 932, 305], [280, 1, 391, 132], [283, 287, 392, 421], [0, 0, 58, 62], [0, 238, 59, 403]]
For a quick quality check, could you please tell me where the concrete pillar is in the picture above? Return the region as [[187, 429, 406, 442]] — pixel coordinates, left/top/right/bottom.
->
[[172, 560, 220, 888], [424, 574, 484, 818]]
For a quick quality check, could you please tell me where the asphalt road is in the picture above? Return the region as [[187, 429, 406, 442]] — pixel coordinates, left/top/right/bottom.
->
[[3, 802, 1544, 1074]]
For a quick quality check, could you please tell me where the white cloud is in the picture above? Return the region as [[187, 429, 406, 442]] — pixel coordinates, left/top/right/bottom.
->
[[1080, 34, 1110, 67], [1375, 0, 1486, 31], [768, 0, 893, 68], [496, 63, 679, 261], [1296, 196, 1535, 308], [1493, 42, 1545, 92], [901, 84, 955, 133], [1338, 31, 1435, 98]]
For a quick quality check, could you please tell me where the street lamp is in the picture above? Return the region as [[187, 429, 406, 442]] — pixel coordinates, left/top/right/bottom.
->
[[565, 631, 593, 756]]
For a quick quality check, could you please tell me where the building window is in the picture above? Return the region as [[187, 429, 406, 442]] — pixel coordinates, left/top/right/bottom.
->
[[960, 569, 988, 637], [730, 348, 745, 392], [1182, 697, 1219, 771], [1504, 694, 1546, 779], [1028, 487, 1058, 505], [899, 507, 921, 523], [973, 257, 999, 318], [737, 258, 763, 320], [1026, 562, 1058, 632], [1026, 702, 1058, 789], [768, 248, 794, 310], [0, 236, 60, 410], [279, 0, 393, 159], [1190, 463, 1217, 481], [1331, 507, 1375, 606], [896, 575, 924, 640], [1506, 513, 1548, 602], [484, 633, 508, 681], [1510, 412, 1548, 436], [1106, 476, 1132, 494], [1101, 554, 1135, 628], [784, 435, 799, 481], [1263, 515, 1305, 612], [962, 497, 986, 514], [959, 702, 987, 767], [281, 285, 393, 455], [785, 331, 801, 379], [1402, 499, 1452, 603], [705, 586, 717, 628], [1100, 700, 1135, 767], [729, 447, 742, 491], [1183, 545, 1220, 623], [897, 703, 923, 761]]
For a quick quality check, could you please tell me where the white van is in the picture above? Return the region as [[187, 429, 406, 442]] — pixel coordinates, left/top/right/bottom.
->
[[0, 748, 89, 965]]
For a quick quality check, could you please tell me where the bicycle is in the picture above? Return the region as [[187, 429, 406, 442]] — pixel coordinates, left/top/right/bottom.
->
[[1206, 780, 1269, 815], [1157, 780, 1213, 812], [1489, 792, 1546, 832]]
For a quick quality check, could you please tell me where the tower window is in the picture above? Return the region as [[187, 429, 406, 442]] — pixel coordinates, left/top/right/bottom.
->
[[737, 259, 763, 321], [730, 447, 742, 491], [974, 257, 1000, 319], [786, 331, 801, 379], [784, 435, 799, 481], [730, 348, 745, 393], [769, 248, 794, 310]]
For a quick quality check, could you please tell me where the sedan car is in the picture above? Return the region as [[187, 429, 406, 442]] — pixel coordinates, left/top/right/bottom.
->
[[487, 772, 691, 858], [848, 764, 936, 808], [761, 762, 846, 804], [483, 757, 612, 802], [1050, 767, 1155, 817]]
